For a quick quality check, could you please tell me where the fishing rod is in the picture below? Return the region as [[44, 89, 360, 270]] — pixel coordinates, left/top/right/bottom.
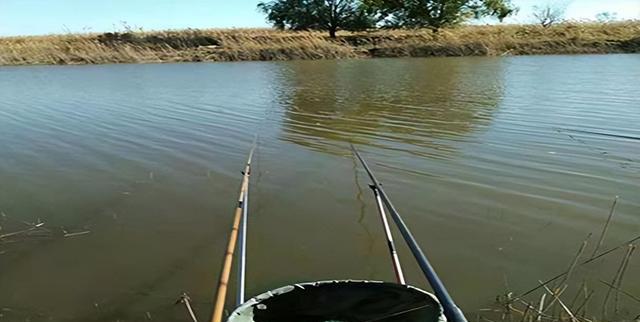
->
[[352, 144, 468, 322], [237, 187, 249, 305], [210, 142, 256, 322], [370, 185, 406, 285]]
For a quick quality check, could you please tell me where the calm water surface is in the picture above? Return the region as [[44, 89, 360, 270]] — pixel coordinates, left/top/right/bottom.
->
[[0, 55, 639, 321]]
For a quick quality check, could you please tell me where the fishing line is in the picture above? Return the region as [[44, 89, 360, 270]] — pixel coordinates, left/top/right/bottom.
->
[[556, 128, 639, 171], [559, 128, 640, 141], [351, 152, 377, 262], [364, 303, 432, 322]]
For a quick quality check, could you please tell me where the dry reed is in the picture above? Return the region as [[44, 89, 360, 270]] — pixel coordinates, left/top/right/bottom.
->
[[484, 197, 639, 322], [1, 22, 639, 66]]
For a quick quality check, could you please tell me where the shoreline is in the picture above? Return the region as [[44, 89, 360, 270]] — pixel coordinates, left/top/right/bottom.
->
[[1, 23, 639, 66]]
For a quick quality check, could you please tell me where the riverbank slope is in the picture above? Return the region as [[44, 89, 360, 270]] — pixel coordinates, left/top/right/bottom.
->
[[1, 22, 639, 66]]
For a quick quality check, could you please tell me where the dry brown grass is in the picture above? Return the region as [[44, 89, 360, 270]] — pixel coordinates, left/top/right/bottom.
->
[[1, 22, 639, 66]]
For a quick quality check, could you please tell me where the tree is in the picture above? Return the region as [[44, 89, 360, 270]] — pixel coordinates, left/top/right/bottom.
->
[[595, 11, 618, 23], [532, 3, 565, 28], [257, 0, 376, 38], [364, 0, 517, 30], [481, 0, 519, 21]]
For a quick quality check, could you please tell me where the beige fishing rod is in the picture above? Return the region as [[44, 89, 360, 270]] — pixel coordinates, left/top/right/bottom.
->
[[210, 143, 256, 322]]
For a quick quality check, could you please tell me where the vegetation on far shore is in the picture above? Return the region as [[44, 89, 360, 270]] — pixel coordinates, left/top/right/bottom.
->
[[0, 22, 639, 66], [257, 0, 518, 38]]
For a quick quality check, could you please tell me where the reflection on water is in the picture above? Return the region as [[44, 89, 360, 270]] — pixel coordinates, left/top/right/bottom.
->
[[278, 58, 504, 157], [0, 55, 639, 322]]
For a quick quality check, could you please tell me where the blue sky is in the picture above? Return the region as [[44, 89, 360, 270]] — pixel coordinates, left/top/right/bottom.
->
[[0, 0, 638, 36]]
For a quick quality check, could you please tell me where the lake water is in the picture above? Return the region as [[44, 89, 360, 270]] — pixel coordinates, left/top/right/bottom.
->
[[1, 55, 639, 321]]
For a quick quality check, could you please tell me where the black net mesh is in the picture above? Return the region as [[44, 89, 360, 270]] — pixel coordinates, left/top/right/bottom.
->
[[227, 280, 444, 322]]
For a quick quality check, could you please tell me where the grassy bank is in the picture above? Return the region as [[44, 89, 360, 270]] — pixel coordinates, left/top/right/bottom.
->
[[1, 22, 639, 66]]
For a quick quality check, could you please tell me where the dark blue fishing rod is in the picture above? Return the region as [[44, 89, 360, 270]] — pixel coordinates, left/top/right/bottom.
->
[[352, 144, 468, 322]]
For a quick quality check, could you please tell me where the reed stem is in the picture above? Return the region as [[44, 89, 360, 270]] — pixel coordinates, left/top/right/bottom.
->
[[540, 283, 579, 322], [601, 244, 635, 318], [591, 196, 618, 259]]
